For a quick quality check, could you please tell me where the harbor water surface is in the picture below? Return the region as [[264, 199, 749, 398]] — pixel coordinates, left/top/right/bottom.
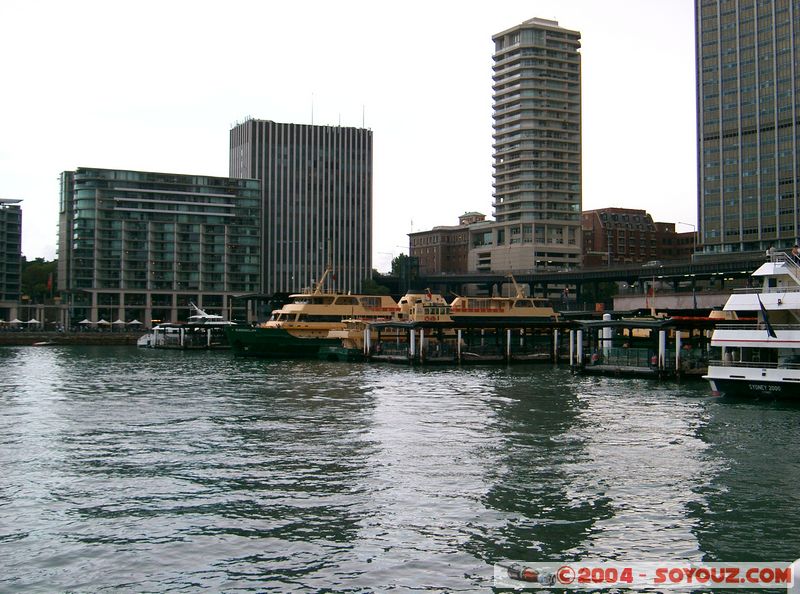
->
[[1, 346, 798, 592]]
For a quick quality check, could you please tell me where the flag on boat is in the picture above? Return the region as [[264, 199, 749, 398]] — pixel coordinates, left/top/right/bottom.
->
[[757, 294, 777, 338]]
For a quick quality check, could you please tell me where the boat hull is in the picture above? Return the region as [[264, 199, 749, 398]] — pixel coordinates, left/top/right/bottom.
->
[[449, 315, 555, 327], [226, 326, 337, 358], [705, 366, 800, 398]]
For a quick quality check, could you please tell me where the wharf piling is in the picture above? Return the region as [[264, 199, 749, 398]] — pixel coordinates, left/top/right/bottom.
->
[[568, 317, 715, 379], [364, 320, 571, 365]]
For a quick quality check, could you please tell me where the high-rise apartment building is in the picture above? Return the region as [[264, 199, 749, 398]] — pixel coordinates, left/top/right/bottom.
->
[[696, 0, 799, 252], [0, 199, 22, 318], [229, 119, 373, 295], [58, 168, 261, 326], [470, 17, 582, 272]]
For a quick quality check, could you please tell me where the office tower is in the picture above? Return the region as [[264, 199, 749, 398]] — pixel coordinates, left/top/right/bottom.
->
[[0, 199, 22, 317], [58, 168, 261, 326], [696, 0, 799, 252], [229, 119, 373, 295], [470, 17, 582, 272]]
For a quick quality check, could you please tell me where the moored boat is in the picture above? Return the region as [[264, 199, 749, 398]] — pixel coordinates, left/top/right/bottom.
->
[[138, 303, 235, 349], [449, 275, 558, 326], [704, 253, 800, 397], [364, 293, 457, 363], [226, 268, 398, 358]]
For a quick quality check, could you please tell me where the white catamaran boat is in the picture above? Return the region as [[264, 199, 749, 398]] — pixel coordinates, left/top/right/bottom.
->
[[704, 253, 800, 397], [137, 303, 235, 349]]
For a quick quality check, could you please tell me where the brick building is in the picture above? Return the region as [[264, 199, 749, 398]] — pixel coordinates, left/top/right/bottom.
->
[[409, 212, 485, 275], [582, 208, 695, 268]]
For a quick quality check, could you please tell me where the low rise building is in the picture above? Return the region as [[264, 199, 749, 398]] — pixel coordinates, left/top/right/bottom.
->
[[409, 212, 485, 275], [582, 207, 695, 268]]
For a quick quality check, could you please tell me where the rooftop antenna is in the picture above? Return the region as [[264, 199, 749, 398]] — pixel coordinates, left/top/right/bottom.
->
[[311, 92, 314, 125], [362, 105, 365, 128]]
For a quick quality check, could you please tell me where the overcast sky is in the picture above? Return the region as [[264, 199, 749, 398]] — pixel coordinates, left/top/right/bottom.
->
[[0, 0, 696, 271]]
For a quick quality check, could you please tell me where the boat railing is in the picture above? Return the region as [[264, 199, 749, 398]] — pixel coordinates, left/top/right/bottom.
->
[[373, 342, 409, 357], [589, 347, 662, 369], [713, 323, 798, 331], [709, 359, 800, 370], [732, 286, 800, 294], [775, 251, 800, 280]]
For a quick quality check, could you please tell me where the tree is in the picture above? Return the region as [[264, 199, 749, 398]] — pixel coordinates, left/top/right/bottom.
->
[[21, 257, 57, 302], [361, 275, 391, 295], [390, 254, 410, 276]]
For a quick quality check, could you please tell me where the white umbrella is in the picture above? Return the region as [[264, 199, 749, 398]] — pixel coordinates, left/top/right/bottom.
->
[[127, 319, 143, 325], [78, 319, 93, 325], [9, 318, 23, 324], [112, 319, 126, 325], [96, 319, 111, 326], [26, 318, 40, 324]]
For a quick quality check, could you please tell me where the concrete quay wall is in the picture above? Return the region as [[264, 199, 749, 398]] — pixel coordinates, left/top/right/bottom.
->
[[0, 331, 144, 346]]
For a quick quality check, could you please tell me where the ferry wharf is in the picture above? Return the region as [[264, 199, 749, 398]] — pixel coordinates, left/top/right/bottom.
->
[[335, 314, 726, 380], [568, 315, 723, 379]]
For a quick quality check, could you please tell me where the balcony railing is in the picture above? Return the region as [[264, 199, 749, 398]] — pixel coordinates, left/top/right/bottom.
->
[[713, 324, 799, 330]]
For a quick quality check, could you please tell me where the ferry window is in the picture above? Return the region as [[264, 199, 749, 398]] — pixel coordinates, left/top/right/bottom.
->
[[515, 300, 533, 307], [360, 296, 380, 307]]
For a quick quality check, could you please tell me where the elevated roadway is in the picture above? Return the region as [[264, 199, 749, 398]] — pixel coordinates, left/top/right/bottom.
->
[[408, 253, 768, 300]]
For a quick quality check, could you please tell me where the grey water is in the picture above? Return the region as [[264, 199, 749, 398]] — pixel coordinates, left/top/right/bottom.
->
[[1, 346, 798, 593]]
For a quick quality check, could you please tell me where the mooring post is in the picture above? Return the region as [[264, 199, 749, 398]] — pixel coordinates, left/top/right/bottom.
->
[[553, 328, 559, 363], [569, 329, 574, 368]]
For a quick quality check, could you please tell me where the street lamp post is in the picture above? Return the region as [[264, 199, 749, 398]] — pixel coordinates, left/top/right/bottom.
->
[[677, 222, 697, 256]]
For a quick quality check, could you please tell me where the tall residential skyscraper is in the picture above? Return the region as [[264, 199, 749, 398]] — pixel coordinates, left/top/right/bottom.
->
[[470, 17, 582, 273], [229, 119, 373, 295], [696, 0, 799, 252]]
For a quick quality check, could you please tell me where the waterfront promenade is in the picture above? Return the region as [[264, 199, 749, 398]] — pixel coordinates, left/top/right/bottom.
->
[[0, 330, 142, 346]]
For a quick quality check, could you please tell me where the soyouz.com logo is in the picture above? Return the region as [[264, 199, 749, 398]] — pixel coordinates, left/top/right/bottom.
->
[[494, 560, 800, 590]]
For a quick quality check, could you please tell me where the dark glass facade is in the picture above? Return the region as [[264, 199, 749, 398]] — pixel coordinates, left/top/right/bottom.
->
[[0, 199, 22, 307], [697, 0, 799, 252], [230, 119, 373, 295], [58, 168, 261, 325]]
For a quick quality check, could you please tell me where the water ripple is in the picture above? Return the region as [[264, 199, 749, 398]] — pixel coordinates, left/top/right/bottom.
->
[[1, 347, 798, 592]]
